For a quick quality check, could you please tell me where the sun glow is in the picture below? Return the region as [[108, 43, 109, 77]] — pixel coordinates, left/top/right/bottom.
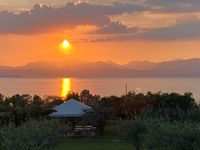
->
[[63, 40, 70, 47], [61, 78, 71, 97], [60, 40, 71, 51]]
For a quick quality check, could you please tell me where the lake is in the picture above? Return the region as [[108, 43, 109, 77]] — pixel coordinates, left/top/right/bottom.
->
[[0, 77, 200, 101]]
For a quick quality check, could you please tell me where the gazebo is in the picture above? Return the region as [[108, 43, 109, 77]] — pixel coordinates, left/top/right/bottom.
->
[[49, 98, 92, 118], [49, 99, 96, 136]]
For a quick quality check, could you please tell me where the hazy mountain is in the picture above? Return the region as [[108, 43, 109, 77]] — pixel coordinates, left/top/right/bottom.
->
[[1, 58, 200, 78], [0, 60, 130, 78], [123, 61, 157, 70], [155, 58, 200, 73], [105, 61, 124, 69], [123, 58, 200, 73]]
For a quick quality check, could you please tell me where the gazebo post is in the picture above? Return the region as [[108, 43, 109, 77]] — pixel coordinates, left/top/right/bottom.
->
[[69, 117, 81, 131]]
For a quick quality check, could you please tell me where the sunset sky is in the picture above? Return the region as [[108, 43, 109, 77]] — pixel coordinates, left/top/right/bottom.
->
[[1, 0, 200, 66]]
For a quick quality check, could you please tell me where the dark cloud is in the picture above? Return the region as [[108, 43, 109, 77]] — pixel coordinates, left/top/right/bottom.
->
[[91, 17, 200, 41], [94, 21, 137, 34], [0, 2, 144, 34], [1, 0, 200, 41], [146, 0, 200, 13], [141, 19, 200, 40]]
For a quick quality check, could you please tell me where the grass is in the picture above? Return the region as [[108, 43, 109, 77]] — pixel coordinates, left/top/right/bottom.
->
[[104, 121, 119, 136], [56, 137, 133, 150]]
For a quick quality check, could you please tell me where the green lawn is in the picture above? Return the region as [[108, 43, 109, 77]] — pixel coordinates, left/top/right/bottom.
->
[[56, 137, 133, 150]]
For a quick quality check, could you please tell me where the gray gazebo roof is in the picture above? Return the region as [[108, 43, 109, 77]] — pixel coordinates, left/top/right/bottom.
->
[[49, 98, 92, 118]]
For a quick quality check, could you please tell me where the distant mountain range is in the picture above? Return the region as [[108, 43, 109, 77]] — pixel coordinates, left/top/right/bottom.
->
[[1, 58, 200, 78]]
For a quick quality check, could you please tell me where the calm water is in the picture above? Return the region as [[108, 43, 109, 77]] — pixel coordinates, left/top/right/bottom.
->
[[0, 77, 200, 101]]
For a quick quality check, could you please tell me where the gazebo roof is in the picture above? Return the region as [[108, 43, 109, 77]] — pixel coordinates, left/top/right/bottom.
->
[[49, 98, 92, 118]]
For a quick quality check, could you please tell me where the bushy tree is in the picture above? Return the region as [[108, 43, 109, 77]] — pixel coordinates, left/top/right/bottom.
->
[[120, 118, 200, 150], [0, 119, 68, 150], [142, 92, 198, 121], [80, 89, 100, 106], [65, 91, 79, 101], [142, 120, 200, 150], [0, 94, 57, 126], [119, 119, 147, 150]]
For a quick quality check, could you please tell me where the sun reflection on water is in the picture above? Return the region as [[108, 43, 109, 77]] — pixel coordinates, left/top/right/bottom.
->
[[61, 78, 71, 97]]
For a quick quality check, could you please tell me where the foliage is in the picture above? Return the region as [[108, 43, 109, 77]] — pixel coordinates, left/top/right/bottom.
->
[[4, 94, 30, 108], [119, 118, 200, 150], [0, 90, 196, 125], [119, 119, 147, 150], [0, 119, 68, 150], [65, 91, 80, 101], [0, 90, 199, 150], [80, 90, 100, 107], [142, 120, 200, 150], [0, 94, 63, 126], [99, 91, 158, 119], [142, 92, 198, 121], [0, 90, 199, 138], [152, 92, 196, 112]]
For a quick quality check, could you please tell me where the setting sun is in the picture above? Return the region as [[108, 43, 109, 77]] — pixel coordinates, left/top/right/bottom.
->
[[60, 40, 71, 51], [63, 40, 70, 47]]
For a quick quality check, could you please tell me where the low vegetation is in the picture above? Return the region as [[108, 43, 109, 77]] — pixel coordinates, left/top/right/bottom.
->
[[120, 118, 200, 150], [56, 137, 133, 150], [0, 119, 67, 150], [0, 90, 200, 149]]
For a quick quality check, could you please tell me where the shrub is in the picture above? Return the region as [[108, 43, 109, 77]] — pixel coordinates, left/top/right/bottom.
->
[[119, 119, 147, 150], [142, 120, 200, 150], [141, 92, 199, 122], [152, 92, 196, 112], [119, 118, 200, 150], [0, 119, 68, 150]]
